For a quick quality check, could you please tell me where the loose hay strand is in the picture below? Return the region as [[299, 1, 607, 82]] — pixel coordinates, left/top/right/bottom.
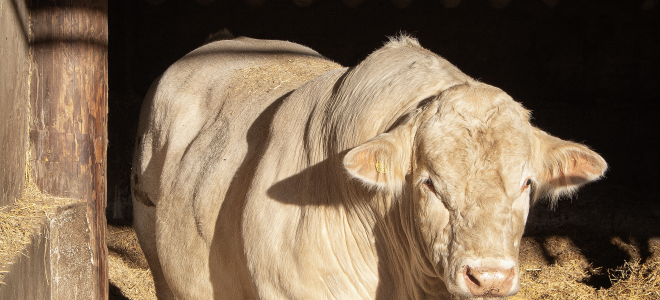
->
[[603, 260, 660, 299]]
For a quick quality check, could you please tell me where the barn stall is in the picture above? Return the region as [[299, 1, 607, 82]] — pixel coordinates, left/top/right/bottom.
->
[[1, 0, 659, 299]]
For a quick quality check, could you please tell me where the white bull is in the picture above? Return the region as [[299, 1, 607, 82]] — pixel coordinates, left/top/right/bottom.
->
[[131, 35, 607, 299]]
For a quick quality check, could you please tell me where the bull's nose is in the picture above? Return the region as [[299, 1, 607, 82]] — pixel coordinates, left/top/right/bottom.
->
[[463, 265, 515, 297]]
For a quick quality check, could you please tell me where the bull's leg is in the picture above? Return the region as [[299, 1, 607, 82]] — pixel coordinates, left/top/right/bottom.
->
[[133, 197, 176, 299]]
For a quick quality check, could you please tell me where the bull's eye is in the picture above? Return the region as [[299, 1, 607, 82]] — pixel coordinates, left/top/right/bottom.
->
[[422, 178, 437, 194], [522, 178, 534, 194]]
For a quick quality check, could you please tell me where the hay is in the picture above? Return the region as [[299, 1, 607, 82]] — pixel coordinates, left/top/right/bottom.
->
[[513, 257, 601, 299], [604, 260, 660, 299], [512, 259, 660, 299], [107, 225, 155, 300], [0, 181, 80, 284], [230, 57, 342, 95], [512, 236, 660, 300]]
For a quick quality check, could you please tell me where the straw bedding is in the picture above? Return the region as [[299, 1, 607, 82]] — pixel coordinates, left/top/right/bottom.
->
[[107, 225, 156, 300], [107, 224, 660, 299]]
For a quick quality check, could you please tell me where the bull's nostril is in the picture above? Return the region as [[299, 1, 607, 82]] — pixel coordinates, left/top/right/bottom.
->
[[463, 265, 515, 297], [465, 266, 481, 287]]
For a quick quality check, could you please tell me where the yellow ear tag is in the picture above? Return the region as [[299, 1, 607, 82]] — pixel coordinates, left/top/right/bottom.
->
[[375, 158, 387, 174]]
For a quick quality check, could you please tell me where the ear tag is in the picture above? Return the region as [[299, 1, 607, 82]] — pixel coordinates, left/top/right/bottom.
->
[[375, 158, 387, 174]]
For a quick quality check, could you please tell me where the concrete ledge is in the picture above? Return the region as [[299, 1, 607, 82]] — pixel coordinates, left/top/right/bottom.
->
[[0, 201, 93, 299]]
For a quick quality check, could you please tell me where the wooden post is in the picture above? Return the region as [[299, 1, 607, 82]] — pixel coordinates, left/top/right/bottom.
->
[[29, 0, 108, 299]]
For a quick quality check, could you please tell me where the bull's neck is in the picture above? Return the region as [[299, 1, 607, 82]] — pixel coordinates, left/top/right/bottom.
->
[[282, 57, 457, 298], [371, 195, 449, 300], [290, 135, 445, 298], [302, 176, 446, 300]]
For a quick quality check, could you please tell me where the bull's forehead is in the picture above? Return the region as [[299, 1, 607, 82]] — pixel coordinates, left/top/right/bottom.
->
[[417, 85, 532, 200]]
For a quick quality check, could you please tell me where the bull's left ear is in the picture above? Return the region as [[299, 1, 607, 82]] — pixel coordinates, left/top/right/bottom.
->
[[343, 123, 415, 192], [532, 127, 607, 200]]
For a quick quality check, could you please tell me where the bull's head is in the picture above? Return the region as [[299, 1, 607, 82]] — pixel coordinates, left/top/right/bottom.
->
[[343, 83, 607, 298]]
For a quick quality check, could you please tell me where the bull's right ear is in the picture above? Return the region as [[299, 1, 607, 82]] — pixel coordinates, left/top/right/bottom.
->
[[343, 124, 414, 192]]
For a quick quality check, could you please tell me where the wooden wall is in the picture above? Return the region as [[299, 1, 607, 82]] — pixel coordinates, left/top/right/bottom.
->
[[0, 0, 30, 207]]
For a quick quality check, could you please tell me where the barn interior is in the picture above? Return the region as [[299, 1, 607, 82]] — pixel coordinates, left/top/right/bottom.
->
[[98, 0, 660, 298]]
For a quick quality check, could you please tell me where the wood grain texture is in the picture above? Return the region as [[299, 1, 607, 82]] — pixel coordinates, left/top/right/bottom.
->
[[0, 0, 30, 207], [29, 0, 108, 298]]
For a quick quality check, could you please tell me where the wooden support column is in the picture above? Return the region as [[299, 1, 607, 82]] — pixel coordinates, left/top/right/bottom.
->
[[29, 0, 108, 299]]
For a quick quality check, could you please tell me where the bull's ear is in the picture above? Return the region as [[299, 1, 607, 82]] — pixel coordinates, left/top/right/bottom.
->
[[343, 124, 414, 192], [532, 127, 607, 201]]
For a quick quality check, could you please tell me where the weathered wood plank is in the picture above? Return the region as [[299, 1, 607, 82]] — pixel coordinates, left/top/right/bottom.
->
[[0, 0, 30, 207]]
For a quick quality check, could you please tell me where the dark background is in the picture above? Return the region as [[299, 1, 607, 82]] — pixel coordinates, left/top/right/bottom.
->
[[107, 0, 659, 239]]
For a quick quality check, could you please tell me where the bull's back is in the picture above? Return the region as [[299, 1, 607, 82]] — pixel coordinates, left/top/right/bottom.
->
[[132, 37, 340, 209], [131, 37, 342, 298]]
